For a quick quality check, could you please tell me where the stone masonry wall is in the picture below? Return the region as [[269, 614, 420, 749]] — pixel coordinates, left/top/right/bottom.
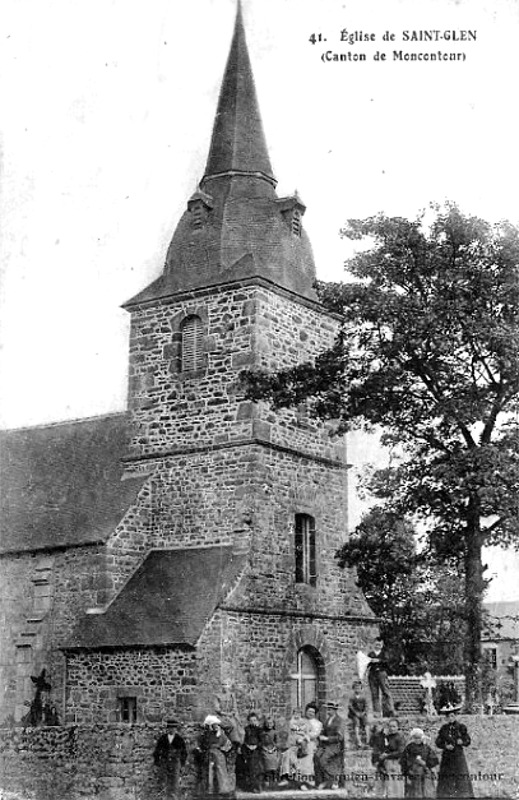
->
[[102, 443, 370, 620], [62, 606, 376, 727], [205, 609, 376, 720], [252, 287, 343, 459], [240, 446, 368, 617], [0, 723, 201, 800], [93, 282, 355, 609], [65, 647, 197, 724], [126, 283, 343, 462], [1, 717, 518, 800], [0, 544, 106, 725]]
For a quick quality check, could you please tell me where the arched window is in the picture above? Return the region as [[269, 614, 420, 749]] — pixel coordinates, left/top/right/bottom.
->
[[181, 315, 204, 372], [295, 513, 316, 586], [290, 647, 323, 710]]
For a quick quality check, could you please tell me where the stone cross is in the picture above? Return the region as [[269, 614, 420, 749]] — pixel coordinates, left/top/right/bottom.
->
[[485, 691, 496, 715], [420, 671, 437, 716]]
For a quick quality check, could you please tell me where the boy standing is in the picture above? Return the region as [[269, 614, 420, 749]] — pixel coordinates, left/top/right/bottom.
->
[[348, 681, 369, 747]]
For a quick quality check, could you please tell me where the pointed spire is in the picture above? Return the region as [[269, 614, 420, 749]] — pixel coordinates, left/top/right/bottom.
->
[[202, 0, 276, 187]]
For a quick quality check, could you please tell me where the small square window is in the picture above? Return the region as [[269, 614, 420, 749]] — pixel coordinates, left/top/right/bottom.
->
[[118, 696, 137, 724]]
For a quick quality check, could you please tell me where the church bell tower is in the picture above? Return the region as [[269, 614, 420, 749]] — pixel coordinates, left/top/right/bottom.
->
[[70, 1, 375, 719]]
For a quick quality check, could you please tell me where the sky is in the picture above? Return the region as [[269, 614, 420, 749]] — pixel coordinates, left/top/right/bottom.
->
[[1, 0, 519, 598]]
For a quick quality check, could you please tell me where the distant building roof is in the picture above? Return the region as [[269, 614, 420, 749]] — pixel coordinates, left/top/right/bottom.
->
[[483, 600, 519, 641], [65, 545, 246, 649], [0, 413, 146, 554]]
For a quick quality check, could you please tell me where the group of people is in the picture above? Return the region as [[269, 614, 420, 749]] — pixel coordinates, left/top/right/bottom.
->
[[153, 701, 474, 799], [153, 701, 348, 798], [369, 706, 474, 799], [197, 702, 348, 794]]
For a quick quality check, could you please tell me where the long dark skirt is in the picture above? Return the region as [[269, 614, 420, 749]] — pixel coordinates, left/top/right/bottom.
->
[[437, 749, 474, 799], [239, 745, 263, 791]]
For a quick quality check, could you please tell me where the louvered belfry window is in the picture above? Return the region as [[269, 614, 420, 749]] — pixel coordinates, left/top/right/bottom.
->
[[291, 208, 302, 237], [295, 513, 317, 586], [181, 315, 204, 372]]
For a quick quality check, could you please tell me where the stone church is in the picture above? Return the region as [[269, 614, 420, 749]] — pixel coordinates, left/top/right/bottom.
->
[[0, 3, 375, 727]]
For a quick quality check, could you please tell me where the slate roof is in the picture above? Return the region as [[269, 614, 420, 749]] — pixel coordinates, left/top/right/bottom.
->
[[204, 1, 274, 183], [483, 600, 519, 640], [66, 545, 247, 649], [0, 413, 146, 554], [125, 3, 317, 307]]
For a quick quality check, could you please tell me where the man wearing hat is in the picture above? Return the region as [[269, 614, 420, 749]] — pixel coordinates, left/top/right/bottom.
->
[[153, 717, 188, 798], [314, 701, 346, 789]]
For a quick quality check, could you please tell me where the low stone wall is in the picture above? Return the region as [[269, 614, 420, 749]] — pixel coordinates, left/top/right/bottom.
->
[[423, 714, 519, 798], [0, 723, 200, 800], [0, 715, 518, 800], [344, 714, 519, 798]]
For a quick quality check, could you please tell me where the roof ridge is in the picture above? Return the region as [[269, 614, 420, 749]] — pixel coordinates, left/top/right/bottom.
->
[[0, 410, 127, 434]]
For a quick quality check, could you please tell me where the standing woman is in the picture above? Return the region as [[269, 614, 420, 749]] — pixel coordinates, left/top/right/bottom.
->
[[377, 718, 405, 798], [435, 705, 474, 799], [278, 708, 307, 785], [297, 703, 323, 786], [400, 728, 439, 799]]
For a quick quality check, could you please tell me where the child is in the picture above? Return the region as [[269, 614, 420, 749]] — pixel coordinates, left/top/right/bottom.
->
[[261, 717, 280, 788], [348, 680, 369, 747], [241, 711, 264, 793]]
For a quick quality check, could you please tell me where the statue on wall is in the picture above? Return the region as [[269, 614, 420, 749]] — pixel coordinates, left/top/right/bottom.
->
[[22, 669, 51, 727]]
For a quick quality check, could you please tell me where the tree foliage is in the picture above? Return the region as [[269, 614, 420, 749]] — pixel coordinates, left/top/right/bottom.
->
[[337, 507, 466, 674], [243, 204, 519, 707]]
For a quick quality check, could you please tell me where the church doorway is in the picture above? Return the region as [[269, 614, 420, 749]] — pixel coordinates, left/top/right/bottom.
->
[[290, 646, 325, 710]]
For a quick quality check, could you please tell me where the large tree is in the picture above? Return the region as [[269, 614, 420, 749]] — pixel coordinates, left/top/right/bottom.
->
[[337, 507, 466, 675], [244, 204, 519, 708]]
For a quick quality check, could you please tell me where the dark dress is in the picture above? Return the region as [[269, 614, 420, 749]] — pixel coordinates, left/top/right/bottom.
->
[[314, 713, 346, 786], [198, 728, 234, 796], [380, 732, 406, 798], [436, 721, 474, 799], [241, 723, 264, 791], [400, 741, 439, 798], [369, 727, 387, 769], [154, 732, 188, 797]]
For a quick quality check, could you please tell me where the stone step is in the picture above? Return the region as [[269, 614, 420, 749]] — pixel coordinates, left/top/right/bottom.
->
[[237, 789, 381, 800], [236, 757, 380, 800]]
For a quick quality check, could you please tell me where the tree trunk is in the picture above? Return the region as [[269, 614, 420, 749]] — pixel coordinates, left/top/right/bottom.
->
[[463, 505, 485, 712]]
